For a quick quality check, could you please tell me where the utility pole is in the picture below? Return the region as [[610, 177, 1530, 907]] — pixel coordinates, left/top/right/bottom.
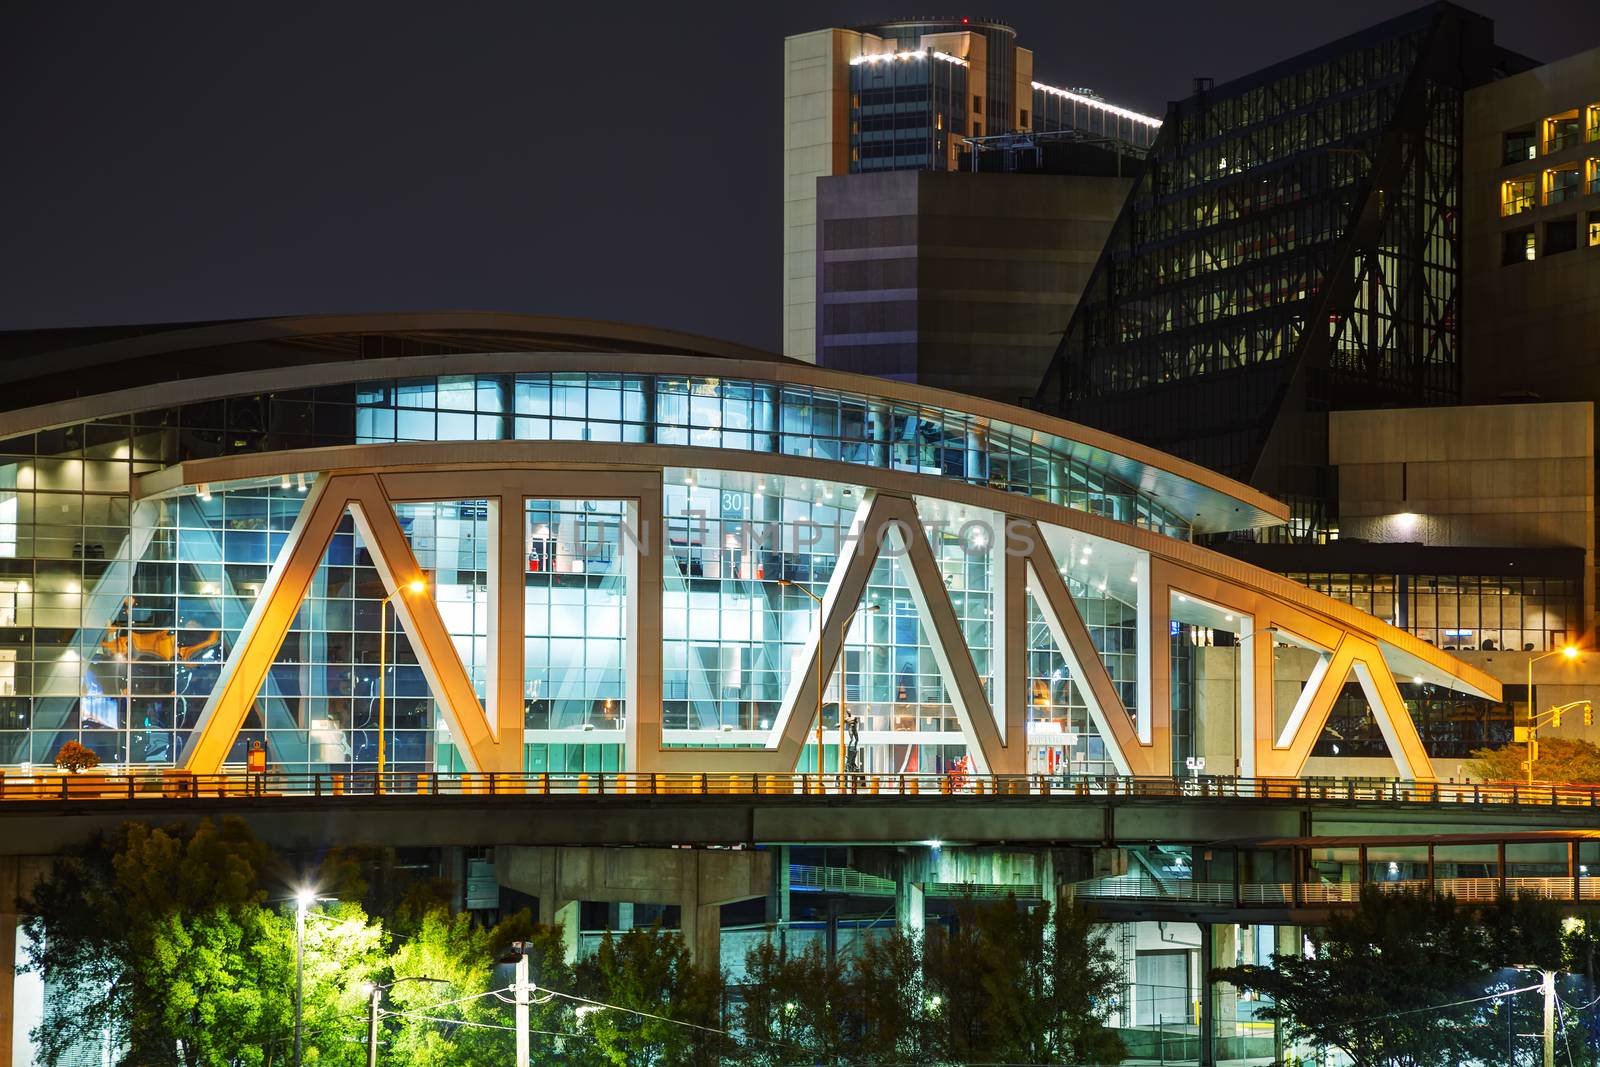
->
[[366, 985, 381, 1067], [515, 946, 531, 1067], [1543, 968, 1556, 1067]]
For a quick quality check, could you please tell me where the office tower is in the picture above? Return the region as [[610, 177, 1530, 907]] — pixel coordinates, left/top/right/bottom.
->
[[784, 18, 1159, 364]]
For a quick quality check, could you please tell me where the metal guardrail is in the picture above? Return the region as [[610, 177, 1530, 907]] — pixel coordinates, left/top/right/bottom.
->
[[1072, 874, 1600, 906], [2, 769, 1600, 807]]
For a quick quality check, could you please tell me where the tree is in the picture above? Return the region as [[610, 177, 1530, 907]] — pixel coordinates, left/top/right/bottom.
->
[[736, 938, 843, 1064], [843, 928, 926, 1064], [922, 895, 1125, 1066], [20, 818, 392, 1067], [53, 739, 100, 772], [385, 906, 570, 1067], [1466, 737, 1600, 783], [1214, 887, 1566, 1067], [1044, 901, 1128, 1065], [24, 818, 298, 1067], [574, 923, 729, 1067]]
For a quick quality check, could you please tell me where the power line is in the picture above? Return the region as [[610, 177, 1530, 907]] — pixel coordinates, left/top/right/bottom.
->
[[1348, 982, 1545, 1025]]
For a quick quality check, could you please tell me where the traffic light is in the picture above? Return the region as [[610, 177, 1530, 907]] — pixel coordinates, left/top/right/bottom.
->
[[1553, 710, 1564, 727], [1586, 704, 1594, 727], [1530, 740, 1541, 763]]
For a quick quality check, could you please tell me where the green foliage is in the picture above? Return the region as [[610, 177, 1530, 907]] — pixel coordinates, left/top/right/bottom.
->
[[923, 895, 1125, 1066], [1215, 887, 1569, 1067], [23, 818, 303, 1067], [53, 738, 100, 772], [1466, 737, 1600, 783], [733, 898, 1123, 1067], [573, 923, 730, 1067], [23, 825, 1130, 1067], [846, 927, 926, 1064], [385, 907, 568, 1066], [736, 938, 842, 1063]]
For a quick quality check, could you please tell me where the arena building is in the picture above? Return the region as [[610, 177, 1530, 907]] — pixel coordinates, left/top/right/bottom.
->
[[0, 313, 1500, 784]]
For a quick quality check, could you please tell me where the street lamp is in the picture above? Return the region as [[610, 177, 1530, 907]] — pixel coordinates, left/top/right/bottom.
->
[[377, 578, 428, 790], [293, 888, 318, 1067], [363, 976, 447, 1067], [1524, 644, 1581, 785]]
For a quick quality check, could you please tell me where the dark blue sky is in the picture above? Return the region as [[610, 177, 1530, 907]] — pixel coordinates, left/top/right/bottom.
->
[[1, 0, 1596, 350]]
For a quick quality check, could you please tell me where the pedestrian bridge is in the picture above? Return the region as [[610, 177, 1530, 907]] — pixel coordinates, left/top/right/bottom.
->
[[4, 770, 1600, 857]]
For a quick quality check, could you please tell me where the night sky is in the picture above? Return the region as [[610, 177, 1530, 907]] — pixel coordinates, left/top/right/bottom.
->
[[2, 1, 1596, 351]]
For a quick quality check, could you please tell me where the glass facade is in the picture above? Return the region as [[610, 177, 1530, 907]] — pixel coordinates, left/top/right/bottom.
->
[[0, 336, 1500, 779], [1033, 5, 1502, 525], [1284, 571, 1578, 652], [0, 362, 1205, 773], [849, 52, 969, 172]]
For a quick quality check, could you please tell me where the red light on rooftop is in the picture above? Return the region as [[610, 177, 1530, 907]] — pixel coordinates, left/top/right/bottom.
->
[[961, 16, 969, 23]]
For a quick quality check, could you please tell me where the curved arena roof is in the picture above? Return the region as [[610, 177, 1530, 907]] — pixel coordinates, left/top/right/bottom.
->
[[0, 312, 1288, 535]]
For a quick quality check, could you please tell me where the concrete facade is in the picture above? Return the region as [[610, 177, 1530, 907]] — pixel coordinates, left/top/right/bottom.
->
[[783, 29, 858, 364], [1463, 45, 1600, 406], [815, 169, 1130, 404], [1330, 401, 1596, 619], [494, 845, 770, 965]]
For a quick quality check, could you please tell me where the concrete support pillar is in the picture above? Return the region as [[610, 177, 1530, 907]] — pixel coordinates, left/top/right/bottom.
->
[[554, 899, 581, 964], [1200, 923, 1239, 1067], [895, 876, 925, 938], [1, 861, 15, 1067], [1274, 924, 1299, 1063], [766, 846, 791, 926], [679, 902, 721, 969]]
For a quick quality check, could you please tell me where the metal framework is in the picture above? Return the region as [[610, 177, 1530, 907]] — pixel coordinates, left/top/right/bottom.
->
[[1033, 6, 1503, 519], [165, 444, 1495, 781]]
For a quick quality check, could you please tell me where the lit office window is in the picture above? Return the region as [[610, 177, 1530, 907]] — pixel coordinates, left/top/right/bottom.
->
[[1544, 164, 1582, 205], [1544, 110, 1581, 154], [1500, 175, 1536, 216]]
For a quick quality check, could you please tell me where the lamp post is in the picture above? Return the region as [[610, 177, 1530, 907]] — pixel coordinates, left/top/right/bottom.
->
[[837, 602, 880, 776], [777, 579, 827, 772], [377, 578, 428, 790], [293, 888, 317, 1067], [1525, 644, 1579, 786]]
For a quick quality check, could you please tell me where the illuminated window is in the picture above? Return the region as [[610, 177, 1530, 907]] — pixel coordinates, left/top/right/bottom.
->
[[1545, 164, 1582, 205], [1588, 105, 1600, 143], [1504, 128, 1537, 164], [1590, 158, 1600, 196], [1502, 226, 1535, 265], [1544, 110, 1581, 154], [1501, 175, 1537, 216], [1587, 210, 1600, 248]]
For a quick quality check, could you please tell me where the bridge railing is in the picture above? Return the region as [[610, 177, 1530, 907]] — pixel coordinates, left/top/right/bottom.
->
[[1072, 874, 1600, 907], [1, 769, 1599, 806]]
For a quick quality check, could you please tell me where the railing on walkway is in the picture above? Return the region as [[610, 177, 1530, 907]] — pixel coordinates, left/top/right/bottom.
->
[[2, 769, 1600, 807], [1071, 873, 1600, 907]]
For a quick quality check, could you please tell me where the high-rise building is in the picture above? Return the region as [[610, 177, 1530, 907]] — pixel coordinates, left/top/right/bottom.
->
[[1032, 2, 1532, 537], [1462, 43, 1600, 405], [1029, 5, 1600, 745], [783, 18, 1160, 364]]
